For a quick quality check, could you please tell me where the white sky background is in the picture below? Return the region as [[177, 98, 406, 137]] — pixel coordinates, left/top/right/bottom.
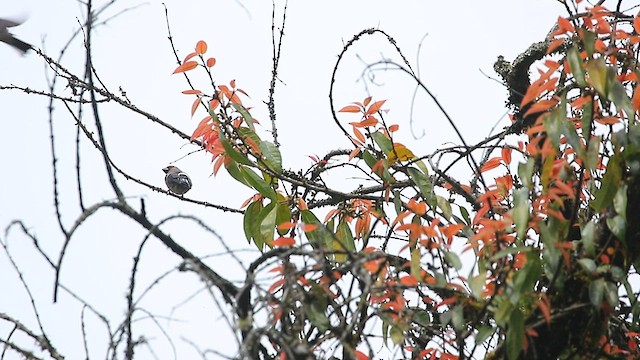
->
[[0, 0, 565, 359]]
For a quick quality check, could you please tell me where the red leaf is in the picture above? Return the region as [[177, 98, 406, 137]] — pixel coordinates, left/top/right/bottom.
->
[[502, 147, 512, 164], [191, 97, 201, 116], [173, 61, 198, 74], [182, 52, 197, 63], [195, 40, 207, 55], [355, 350, 369, 360], [480, 157, 502, 172], [268, 278, 285, 293], [273, 236, 295, 247], [206, 57, 216, 67], [557, 16, 575, 34], [352, 127, 366, 143], [546, 38, 565, 54], [399, 275, 419, 286], [339, 105, 362, 113], [365, 99, 386, 115]]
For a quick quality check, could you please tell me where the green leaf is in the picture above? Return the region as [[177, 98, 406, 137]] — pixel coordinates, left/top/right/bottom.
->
[[562, 114, 586, 161], [589, 278, 605, 307], [578, 258, 596, 274], [300, 210, 333, 250], [489, 246, 532, 262], [512, 188, 530, 243], [225, 160, 251, 188], [581, 221, 597, 257], [335, 220, 355, 262], [613, 184, 628, 222], [586, 135, 601, 171], [307, 285, 330, 332], [470, 271, 487, 299], [410, 248, 421, 279], [476, 325, 495, 345], [407, 167, 437, 208], [389, 324, 404, 345], [542, 106, 563, 149], [275, 201, 292, 236], [518, 158, 536, 189], [437, 195, 452, 220], [604, 281, 619, 307], [443, 251, 462, 271], [567, 45, 587, 88], [257, 202, 277, 249], [581, 101, 593, 137], [606, 215, 626, 243], [259, 140, 282, 173], [459, 205, 471, 226], [243, 201, 263, 244], [587, 57, 608, 97], [512, 252, 542, 294], [451, 305, 465, 331], [580, 28, 596, 57], [591, 154, 622, 212], [393, 190, 402, 215], [219, 130, 252, 166], [607, 75, 635, 118], [506, 308, 524, 360], [240, 166, 277, 200], [371, 131, 393, 154], [412, 309, 431, 327], [232, 102, 255, 131]]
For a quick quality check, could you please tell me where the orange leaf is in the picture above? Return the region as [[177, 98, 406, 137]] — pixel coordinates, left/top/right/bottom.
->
[[480, 157, 502, 172], [399, 275, 419, 286], [206, 57, 216, 67], [302, 223, 318, 232], [557, 16, 575, 33], [635, 16, 640, 34], [501, 147, 512, 164], [355, 350, 369, 360], [182, 52, 197, 63], [182, 89, 202, 95], [348, 147, 361, 160], [595, 116, 621, 125], [352, 127, 366, 143], [212, 155, 224, 175], [633, 86, 640, 112], [363, 97, 372, 107], [191, 116, 213, 141], [173, 61, 198, 74], [350, 117, 378, 128], [339, 105, 362, 113], [537, 296, 552, 325], [195, 40, 207, 55], [365, 99, 386, 115], [388, 124, 399, 132], [523, 99, 558, 118], [278, 222, 296, 231], [546, 38, 565, 54], [191, 97, 201, 116], [268, 278, 285, 293], [273, 236, 295, 247], [442, 224, 465, 240]]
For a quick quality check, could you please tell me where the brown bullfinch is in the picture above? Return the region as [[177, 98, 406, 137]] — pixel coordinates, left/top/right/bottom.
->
[[162, 166, 192, 195], [0, 18, 32, 53]]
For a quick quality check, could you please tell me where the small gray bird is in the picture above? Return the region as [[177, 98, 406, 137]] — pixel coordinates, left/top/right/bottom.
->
[[0, 18, 32, 53], [163, 166, 192, 195]]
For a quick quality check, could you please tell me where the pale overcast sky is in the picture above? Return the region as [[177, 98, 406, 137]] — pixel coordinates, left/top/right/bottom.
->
[[0, 1, 564, 358]]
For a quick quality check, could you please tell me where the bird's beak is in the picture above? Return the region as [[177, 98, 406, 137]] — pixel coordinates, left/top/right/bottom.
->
[[162, 167, 169, 173]]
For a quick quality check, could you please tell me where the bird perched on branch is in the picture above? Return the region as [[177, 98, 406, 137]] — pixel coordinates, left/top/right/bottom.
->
[[163, 166, 192, 195], [0, 17, 32, 53]]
